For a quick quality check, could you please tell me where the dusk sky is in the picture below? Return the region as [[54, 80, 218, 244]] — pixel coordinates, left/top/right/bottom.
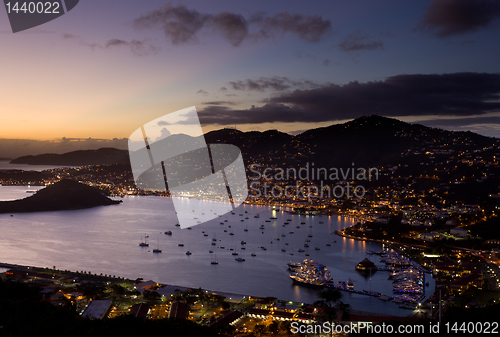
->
[[1, 0, 500, 156]]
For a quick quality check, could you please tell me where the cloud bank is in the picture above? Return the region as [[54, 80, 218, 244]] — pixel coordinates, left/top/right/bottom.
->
[[198, 73, 500, 125]]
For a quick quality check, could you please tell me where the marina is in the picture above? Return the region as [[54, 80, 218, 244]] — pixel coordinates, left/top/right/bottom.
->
[[0, 187, 435, 316]]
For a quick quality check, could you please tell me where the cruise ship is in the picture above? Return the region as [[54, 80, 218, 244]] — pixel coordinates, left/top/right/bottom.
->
[[289, 259, 332, 289]]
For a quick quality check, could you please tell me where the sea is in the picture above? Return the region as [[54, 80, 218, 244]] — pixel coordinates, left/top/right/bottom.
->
[[0, 182, 436, 317]]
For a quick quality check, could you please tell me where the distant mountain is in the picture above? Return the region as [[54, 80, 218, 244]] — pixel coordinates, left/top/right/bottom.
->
[[0, 179, 121, 213], [9, 115, 499, 173], [10, 148, 128, 166], [206, 115, 497, 169]]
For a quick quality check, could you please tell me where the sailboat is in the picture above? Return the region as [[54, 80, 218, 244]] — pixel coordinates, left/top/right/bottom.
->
[[153, 239, 162, 253], [211, 254, 218, 265], [186, 244, 192, 255], [139, 235, 149, 247]]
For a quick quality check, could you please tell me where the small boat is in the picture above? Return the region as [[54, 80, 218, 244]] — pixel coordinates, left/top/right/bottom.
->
[[314, 247, 320, 251], [209, 250, 213, 253], [241, 241, 246, 245], [164, 231, 172, 235], [229, 232, 234, 236], [175, 223, 180, 227], [153, 239, 162, 253], [211, 254, 218, 265], [139, 236, 149, 247], [232, 252, 239, 255], [254, 214, 260, 218], [251, 253, 256, 257], [235, 257, 245, 262], [298, 249, 305, 253], [186, 251, 192, 255], [178, 243, 184, 247]]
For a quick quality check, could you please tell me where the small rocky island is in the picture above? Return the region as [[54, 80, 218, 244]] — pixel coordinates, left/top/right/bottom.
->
[[0, 179, 121, 213]]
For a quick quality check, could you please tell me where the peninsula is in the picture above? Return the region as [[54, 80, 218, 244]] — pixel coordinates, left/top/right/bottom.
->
[[0, 179, 121, 213]]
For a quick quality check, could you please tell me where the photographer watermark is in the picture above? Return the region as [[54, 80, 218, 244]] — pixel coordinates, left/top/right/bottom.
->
[[248, 162, 378, 201]]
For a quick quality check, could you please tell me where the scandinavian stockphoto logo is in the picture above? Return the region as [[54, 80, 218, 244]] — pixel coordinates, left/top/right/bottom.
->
[[128, 107, 248, 229], [3, 0, 79, 33]]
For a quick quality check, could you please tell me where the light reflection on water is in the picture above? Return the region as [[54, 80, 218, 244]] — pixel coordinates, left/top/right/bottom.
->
[[0, 186, 433, 316]]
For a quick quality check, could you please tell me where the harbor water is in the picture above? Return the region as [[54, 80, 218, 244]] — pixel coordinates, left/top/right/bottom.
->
[[0, 186, 435, 316]]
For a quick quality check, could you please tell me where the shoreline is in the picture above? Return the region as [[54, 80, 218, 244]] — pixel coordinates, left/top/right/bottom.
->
[[0, 261, 412, 319]]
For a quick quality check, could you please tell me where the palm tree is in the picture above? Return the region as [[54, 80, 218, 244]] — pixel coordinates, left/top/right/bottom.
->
[[313, 288, 351, 323]]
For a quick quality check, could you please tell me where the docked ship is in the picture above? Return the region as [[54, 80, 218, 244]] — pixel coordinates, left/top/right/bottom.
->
[[289, 259, 332, 289]]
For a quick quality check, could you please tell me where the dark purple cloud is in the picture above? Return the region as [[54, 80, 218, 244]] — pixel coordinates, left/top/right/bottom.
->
[[133, 4, 331, 46], [419, 0, 500, 37], [105, 38, 160, 56], [62, 34, 159, 56], [228, 77, 319, 91], [339, 31, 383, 51], [201, 101, 239, 105], [250, 12, 332, 43], [198, 73, 500, 125]]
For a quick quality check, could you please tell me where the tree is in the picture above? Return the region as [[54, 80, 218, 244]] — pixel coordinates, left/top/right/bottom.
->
[[268, 321, 280, 334], [254, 324, 268, 336], [313, 288, 351, 323]]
